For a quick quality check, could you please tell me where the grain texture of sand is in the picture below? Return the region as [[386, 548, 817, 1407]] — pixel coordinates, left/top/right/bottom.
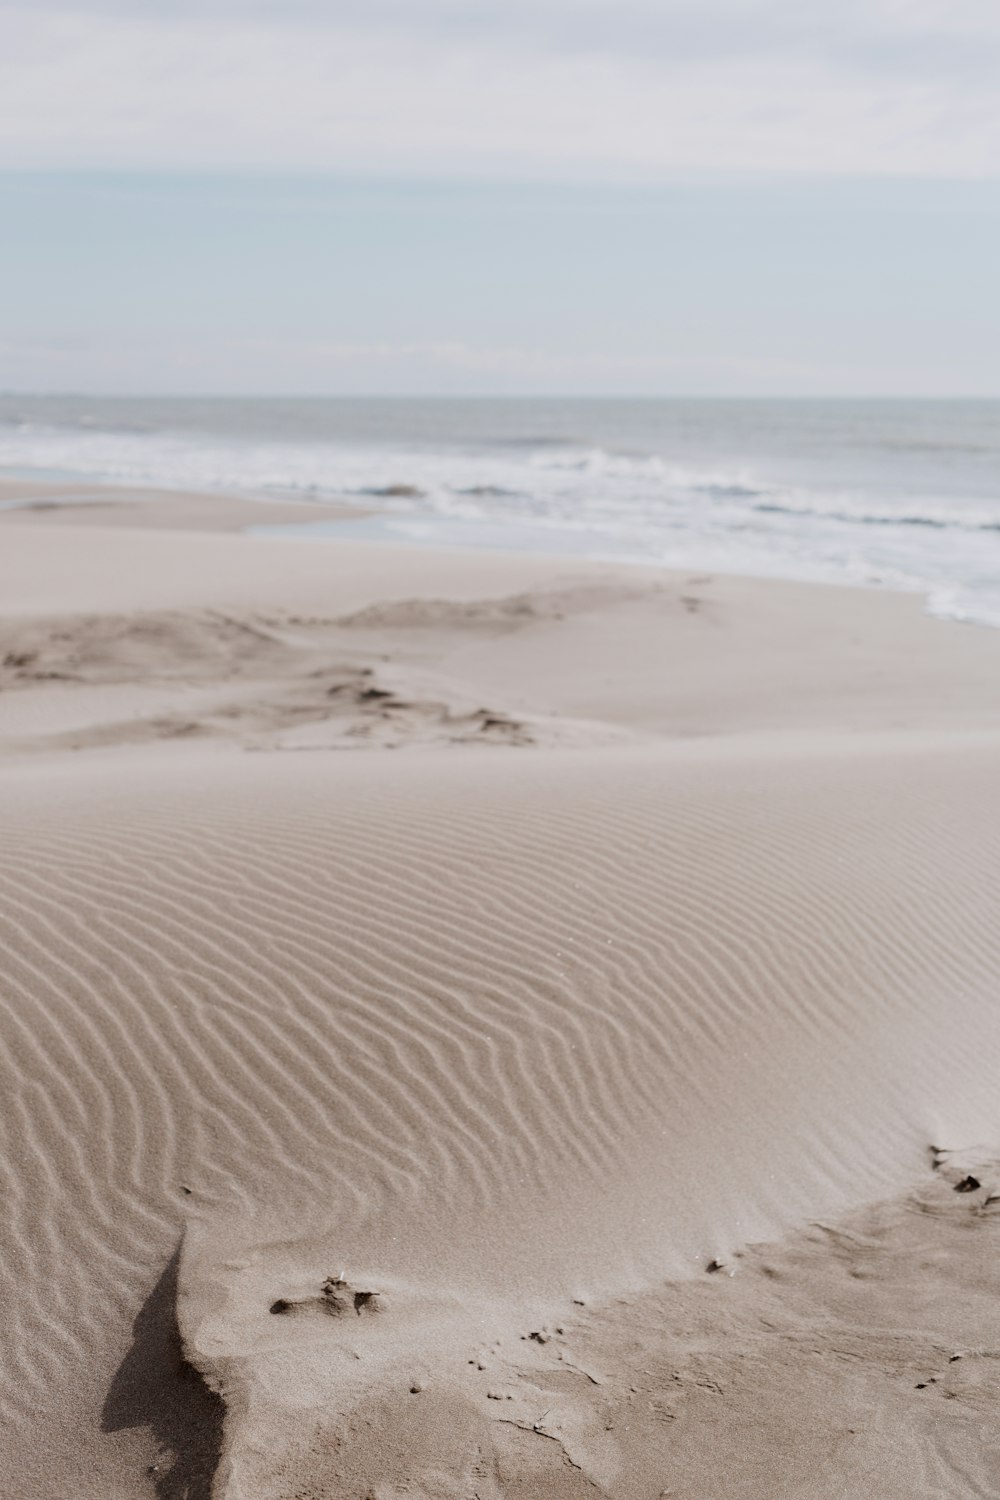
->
[[2, 496, 1000, 1498]]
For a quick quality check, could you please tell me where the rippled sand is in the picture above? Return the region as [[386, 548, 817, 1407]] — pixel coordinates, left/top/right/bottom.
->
[[2, 490, 1000, 1497]]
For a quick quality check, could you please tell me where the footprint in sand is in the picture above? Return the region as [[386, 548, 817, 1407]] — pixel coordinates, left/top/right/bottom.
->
[[269, 1273, 383, 1320]]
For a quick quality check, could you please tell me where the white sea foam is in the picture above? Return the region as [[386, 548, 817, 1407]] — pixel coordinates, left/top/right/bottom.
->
[[2, 398, 999, 626]]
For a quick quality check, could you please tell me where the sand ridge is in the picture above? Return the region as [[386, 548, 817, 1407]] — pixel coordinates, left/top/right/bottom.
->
[[0, 597, 640, 751]]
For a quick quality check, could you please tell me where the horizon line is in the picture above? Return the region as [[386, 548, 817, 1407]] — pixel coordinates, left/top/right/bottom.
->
[[3, 391, 1000, 404]]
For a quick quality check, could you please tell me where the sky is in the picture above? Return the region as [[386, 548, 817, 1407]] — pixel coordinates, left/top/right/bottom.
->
[[1, 0, 999, 395]]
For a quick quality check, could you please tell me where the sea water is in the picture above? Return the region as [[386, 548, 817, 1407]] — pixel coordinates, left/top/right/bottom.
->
[[2, 395, 998, 625]]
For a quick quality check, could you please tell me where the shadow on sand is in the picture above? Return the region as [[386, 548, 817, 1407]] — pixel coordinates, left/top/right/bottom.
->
[[102, 1246, 225, 1500]]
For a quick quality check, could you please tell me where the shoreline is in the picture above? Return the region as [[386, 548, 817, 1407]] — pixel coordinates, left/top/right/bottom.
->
[[0, 469, 992, 630]]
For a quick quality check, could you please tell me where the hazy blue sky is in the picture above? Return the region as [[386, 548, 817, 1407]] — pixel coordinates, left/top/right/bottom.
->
[[2, 1, 999, 394]]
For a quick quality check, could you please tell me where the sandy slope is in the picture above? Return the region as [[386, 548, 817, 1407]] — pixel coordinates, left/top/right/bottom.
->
[[2, 503, 1000, 1498]]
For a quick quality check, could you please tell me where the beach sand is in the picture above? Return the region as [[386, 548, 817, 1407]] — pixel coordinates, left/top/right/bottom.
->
[[2, 489, 1000, 1497], [0, 476, 361, 532]]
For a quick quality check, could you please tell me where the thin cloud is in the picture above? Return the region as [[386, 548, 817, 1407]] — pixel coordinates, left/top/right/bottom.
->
[[1, 2, 999, 176], [1, 328, 989, 398]]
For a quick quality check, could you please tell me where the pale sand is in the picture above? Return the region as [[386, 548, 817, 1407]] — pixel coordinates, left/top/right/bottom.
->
[[2, 494, 1000, 1497], [0, 477, 364, 532]]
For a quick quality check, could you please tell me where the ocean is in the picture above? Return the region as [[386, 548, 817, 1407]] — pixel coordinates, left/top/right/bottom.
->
[[2, 395, 999, 625]]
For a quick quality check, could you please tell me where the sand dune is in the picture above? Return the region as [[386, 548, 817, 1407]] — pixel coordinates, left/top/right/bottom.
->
[[3, 506, 1000, 1496], [4, 738, 1000, 1495]]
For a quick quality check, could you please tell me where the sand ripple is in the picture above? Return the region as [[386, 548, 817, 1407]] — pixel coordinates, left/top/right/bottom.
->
[[2, 739, 1000, 1491]]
